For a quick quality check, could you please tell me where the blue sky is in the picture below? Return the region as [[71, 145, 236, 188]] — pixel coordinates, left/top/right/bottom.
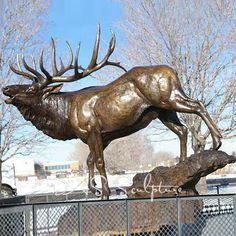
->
[[45, 0, 123, 88], [49, 0, 123, 40]]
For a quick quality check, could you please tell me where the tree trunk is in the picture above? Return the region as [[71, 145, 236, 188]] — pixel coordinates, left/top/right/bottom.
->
[[192, 136, 208, 194], [191, 135, 206, 154]]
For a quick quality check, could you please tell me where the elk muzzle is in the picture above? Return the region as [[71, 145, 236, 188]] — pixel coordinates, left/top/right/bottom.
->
[[2, 86, 14, 104]]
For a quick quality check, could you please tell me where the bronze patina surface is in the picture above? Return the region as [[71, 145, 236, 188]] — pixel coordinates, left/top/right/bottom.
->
[[2, 25, 222, 199]]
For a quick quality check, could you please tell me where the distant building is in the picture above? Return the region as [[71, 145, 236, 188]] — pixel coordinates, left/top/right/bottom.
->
[[44, 161, 79, 174], [5, 157, 35, 178], [4, 157, 35, 181]]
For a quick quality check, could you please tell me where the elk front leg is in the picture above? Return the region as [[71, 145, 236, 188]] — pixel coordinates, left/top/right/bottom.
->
[[159, 111, 188, 162], [87, 131, 110, 199], [87, 153, 101, 196], [87, 142, 109, 196]]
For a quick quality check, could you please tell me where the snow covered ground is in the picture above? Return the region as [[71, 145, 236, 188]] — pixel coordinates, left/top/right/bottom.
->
[[16, 173, 236, 196], [16, 173, 136, 195]]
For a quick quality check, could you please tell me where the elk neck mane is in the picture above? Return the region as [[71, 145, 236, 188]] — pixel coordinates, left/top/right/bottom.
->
[[16, 92, 77, 140]]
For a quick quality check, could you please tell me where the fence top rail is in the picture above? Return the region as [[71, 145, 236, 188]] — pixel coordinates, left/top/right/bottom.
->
[[0, 193, 235, 208]]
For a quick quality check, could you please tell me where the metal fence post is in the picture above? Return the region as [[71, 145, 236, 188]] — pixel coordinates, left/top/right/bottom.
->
[[25, 206, 32, 236], [32, 204, 37, 236], [234, 195, 236, 236], [126, 200, 131, 236], [177, 198, 182, 236], [79, 202, 83, 236]]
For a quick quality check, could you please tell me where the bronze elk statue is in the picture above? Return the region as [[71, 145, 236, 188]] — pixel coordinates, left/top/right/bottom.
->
[[2, 25, 222, 199]]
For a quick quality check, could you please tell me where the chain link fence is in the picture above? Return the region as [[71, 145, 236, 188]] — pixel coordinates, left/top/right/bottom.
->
[[0, 194, 235, 235]]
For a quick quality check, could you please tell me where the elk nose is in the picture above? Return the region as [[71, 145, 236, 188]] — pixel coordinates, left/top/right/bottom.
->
[[2, 86, 10, 93]]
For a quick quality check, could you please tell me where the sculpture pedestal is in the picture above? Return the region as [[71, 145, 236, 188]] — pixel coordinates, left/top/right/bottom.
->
[[127, 150, 235, 198]]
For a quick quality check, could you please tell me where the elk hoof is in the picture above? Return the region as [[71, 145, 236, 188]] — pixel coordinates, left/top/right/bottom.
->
[[101, 193, 109, 200], [213, 138, 222, 150], [179, 156, 187, 163], [101, 187, 111, 200]]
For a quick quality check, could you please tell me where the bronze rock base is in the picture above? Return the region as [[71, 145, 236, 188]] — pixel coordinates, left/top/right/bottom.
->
[[127, 150, 236, 198]]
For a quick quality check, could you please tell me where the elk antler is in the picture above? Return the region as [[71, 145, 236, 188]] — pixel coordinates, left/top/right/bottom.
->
[[9, 55, 38, 82], [9, 24, 127, 88], [51, 24, 127, 83]]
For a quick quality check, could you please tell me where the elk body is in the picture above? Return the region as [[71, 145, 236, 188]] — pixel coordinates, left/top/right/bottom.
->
[[2, 25, 222, 199]]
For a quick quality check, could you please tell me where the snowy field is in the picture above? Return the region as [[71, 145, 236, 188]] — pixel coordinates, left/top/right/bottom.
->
[[16, 173, 136, 196], [15, 173, 236, 196]]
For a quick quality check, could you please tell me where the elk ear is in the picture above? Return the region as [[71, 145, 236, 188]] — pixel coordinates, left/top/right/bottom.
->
[[42, 84, 63, 99]]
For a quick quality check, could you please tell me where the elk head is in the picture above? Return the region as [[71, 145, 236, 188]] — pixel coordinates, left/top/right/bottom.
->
[[2, 24, 126, 106]]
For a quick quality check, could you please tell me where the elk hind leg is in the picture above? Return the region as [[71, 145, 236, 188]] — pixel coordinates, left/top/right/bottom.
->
[[169, 98, 222, 150]]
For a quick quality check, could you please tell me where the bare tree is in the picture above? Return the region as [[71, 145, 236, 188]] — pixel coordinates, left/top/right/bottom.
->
[[0, 0, 50, 190], [69, 142, 90, 171], [152, 151, 175, 167], [105, 132, 155, 172], [111, 0, 236, 154], [70, 132, 155, 173]]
